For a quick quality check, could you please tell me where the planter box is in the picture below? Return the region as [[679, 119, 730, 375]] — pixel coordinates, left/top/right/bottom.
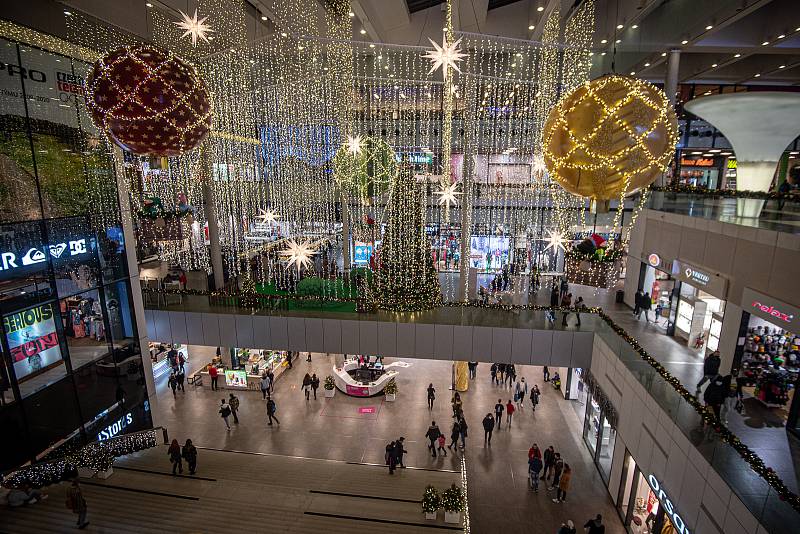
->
[[324, 388, 335, 398], [444, 511, 461, 524], [76, 467, 95, 479], [385, 393, 396, 402], [96, 467, 114, 480], [425, 512, 437, 520]]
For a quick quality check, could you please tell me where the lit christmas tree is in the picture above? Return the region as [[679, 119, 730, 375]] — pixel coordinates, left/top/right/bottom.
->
[[373, 165, 442, 311]]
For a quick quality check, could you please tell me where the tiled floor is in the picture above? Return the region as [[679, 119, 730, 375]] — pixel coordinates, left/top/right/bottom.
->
[[152, 346, 625, 534]]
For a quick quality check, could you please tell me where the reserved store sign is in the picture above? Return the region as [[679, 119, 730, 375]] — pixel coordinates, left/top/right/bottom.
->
[[743, 288, 799, 331]]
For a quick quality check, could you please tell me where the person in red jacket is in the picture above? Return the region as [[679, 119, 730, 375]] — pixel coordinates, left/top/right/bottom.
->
[[505, 399, 515, 428], [208, 365, 219, 391], [528, 443, 542, 460]]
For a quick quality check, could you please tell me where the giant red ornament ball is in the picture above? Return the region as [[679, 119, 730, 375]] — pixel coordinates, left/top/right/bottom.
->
[[86, 45, 212, 156]]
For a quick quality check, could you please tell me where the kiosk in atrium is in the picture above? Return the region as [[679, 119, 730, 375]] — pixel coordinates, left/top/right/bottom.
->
[[332, 356, 406, 396]]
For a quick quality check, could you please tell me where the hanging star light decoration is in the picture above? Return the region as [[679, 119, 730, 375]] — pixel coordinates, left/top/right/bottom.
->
[[532, 154, 547, 177], [346, 134, 363, 154], [423, 35, 467, 78], [435, 182, 462, 208], [174, 9, 215, 47], [280, 239, 317, 271], [255, 208, 279, 225], [544, 229, 569, 253]]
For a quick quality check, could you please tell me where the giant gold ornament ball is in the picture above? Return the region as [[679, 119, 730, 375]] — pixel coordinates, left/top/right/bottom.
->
[[543, 74, 678, 201]]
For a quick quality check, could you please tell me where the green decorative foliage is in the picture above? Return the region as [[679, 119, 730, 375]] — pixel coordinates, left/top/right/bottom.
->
[[440, 484, 465, 513], [324, 375, 336, 390], [372, 166, 442, 311], [332, 136, 397, 200], [422, 485, 441, 514], [384, 378, 398, 395]]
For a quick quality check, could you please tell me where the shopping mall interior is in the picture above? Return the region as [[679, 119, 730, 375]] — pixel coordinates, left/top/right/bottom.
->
[[1, 0, 800, 533]]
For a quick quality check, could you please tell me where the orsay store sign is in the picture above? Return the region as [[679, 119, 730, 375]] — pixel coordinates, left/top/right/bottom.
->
[[646, 474, 691, 534], [742, 287, 799, 331], [672, 259, 727, 298]]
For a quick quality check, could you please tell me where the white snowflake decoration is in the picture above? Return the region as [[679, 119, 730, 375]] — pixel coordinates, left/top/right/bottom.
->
[[423, 36, 467, 78], [174, 9, 215, 47], [544, 230, 568, 253], [435, 182, 462, 208], [280, 239, 317, 271], [255, 208, 279, 225], [346, 134, 363, 155]]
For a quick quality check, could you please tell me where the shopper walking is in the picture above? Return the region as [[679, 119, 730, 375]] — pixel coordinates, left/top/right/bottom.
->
[[561, 293, 572, 325], [490, 363, 498, 384], [267, 369, 275, 394], [505, 399, 515, 427], [448, 420, 461, 450], [498, 363, 506, 383], [437, 434, 447, 456], [302, 373, 312, 400], [528, 453, 543, 492], [553, 464, 571, 502], [574, 296, 585, 327], [168, 373, 178, 398], [427, 383, 436, 410], [528, 443, 542, 460], [542, 446, 555, 480], [182, 439, 197, 475], [176, 368, 185, 392], [506, 364, 516, 386], [549, 453, 564, 490], [697, 351, 722, 391], [426, 421, 441, 457], [286, 351, 293, 369], [468, 361, 478, 379], [530, 385, 540, 412], [494, 399, 504, 428], [458, 417, 468, 448], [306, 352, 312, 362], [584, 514, 605, 534], [704, 374, 730, 421], [266, 397, 280, 425], [514, 377, 528, 408], [451, 392, 463, 419], [66, 479, 89, 529], [219, 399, 232, 430], [228, 393, 240, 424], [168, 439, 183, 475], [558, 520, 577, 534], [311, 373, 320, 399], [633, 289, 643, 317], [482, 413, 495, 445], [560, 277, 569, 301], [394, 437, 407, 468], [260, 373, 271, 399], [641, 292, 652, 322], [543, 366, 550, 382], [386, 441, 397, 474], [209, 365, 219, 391]]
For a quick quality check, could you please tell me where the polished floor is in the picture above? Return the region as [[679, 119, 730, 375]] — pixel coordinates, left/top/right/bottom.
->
[[148, 347, 625, 534]]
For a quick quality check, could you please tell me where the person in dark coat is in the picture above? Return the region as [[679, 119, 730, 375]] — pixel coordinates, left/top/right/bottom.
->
[[703, 374, 730, 421], [393, 437, 407, 468], [633, 289, 643, 316], [697, 351, 722, 390], [168, 439, 182, 474], [426, 421, 442, 457], [386, 441, 397, 474], [482, 413, 495, 445], [550, 284, 560, 307], [182, 439, 198, 475], [542, 446, 555, 480], [448, 420, 461, 450]]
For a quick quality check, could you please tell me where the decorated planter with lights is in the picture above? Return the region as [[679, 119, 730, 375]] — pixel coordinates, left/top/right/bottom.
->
[[324, 375, 336, 397], [422, 485, 440, 520], [441, 484, 464, 524], [384, 378, 398, 401]]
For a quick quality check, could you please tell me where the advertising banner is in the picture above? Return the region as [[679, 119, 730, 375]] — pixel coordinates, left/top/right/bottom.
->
[[469, 235, 510, 270], [3, 303, 62, 380], [225, 369, 248, 388]]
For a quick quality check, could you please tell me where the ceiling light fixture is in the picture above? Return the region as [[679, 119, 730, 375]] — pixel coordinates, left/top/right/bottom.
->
[[780, 64, 786, 69], [630, 71, 635, 75], [778, 34, 785, 39], [661, 52, 667, 56], [528, 24, 535, 30], [261, 15, 267, 21], [734, 53, 741, 57], [616, 39, 621, 43], [600, 39, 607, 44], [754, 73, 761, 77], [537, 6, 544, 12], [349, 11, 355, 17], [711, 63, 717, 67], [705, 25, 713, 30], [631, 24, 638, 29], [145, 2, 153, 7], [617, 24, 624, 29], [63, 10, 72, 15], [681, 39, 688, 45], [644, 62, 650, 67], [762, 41, 769, 45], [360, 28, 366, 34], [369, 43, 375, 48], [601, 52, 606, 56]]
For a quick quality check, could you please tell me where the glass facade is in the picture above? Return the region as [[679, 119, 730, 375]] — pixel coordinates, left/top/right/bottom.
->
[[582, 382, 617, 484], [0, 37, 151, 471]]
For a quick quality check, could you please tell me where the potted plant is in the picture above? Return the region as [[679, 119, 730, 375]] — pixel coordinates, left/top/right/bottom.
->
[[441, 484, 464, 524], [422, 485, 440, 520], [324, 375, 336, 397], [384, 378, 398, 401]]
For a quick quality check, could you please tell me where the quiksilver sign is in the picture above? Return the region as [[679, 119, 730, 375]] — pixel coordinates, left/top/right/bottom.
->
[[0, 238, 89, 273]]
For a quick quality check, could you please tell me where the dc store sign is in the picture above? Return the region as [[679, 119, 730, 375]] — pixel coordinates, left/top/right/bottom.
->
[[647, 474, 691, 534], [0, 238, 91, 275]]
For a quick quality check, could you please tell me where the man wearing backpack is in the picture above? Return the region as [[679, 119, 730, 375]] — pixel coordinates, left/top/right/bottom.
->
[[266, 397, 280, 425], [219, 399, 232, 430]]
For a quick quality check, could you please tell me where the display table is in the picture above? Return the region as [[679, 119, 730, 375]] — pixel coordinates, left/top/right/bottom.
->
[[332, 358, 404, 397]]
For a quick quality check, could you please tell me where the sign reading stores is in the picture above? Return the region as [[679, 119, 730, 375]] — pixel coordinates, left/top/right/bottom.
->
[[97, 413, 133, 441], [0, 238, 90, 276], [646, 474, 691, 534]]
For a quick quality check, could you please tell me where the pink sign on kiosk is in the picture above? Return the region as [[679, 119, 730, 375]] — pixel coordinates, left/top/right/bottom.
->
[[346, 384, 370, 396]]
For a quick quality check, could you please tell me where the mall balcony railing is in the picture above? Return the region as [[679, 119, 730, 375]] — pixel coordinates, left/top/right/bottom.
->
[[647, 186, 800, 235], [142, 286, 800, 531]]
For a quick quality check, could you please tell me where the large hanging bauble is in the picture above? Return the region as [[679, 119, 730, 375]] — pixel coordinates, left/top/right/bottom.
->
[[85, 45, 212, 156], [332, 136, 397, 199], [542, 74, 678, 201]]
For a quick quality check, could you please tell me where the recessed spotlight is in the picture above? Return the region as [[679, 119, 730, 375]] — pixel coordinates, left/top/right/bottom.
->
[[762, 41, 769, 45], [589, 52, 594, 56], [704, 91, 712, 95], [681, 40, 688, 45], [734, 53, 741, 57], [261, 15, 267, 21], [691, 151, 703, 155], [369, 43, 375, 48], [630, 71, 635, 75], [631, 24, 638, 29], [780, 64, 786, 68], [754, 73, 761, 77], [778, 34, 786, 39], [710, 149, 721, 153], [63, 10, 72, 15], [644, 62, 650, 67], [537, 6, 544, 12], [146, 2, 153, 6], [601, 52, 606, 56], [349, 11, 355, 17], [528, 25, 535, 30], [711, 63, 717, 68], [616, 39, 621, 43], [661, 52, 667, 57], [600, 39, 607, 44], [617, 24, 624, 30], [705, 25, 713, 30], [360, 28, 367, 34], [442, 27, 448, 31], [721, 152, 732, 156]]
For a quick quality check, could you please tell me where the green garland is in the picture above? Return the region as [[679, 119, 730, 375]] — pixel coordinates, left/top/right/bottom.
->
[[422, 485, 441, 514], [650, 184, 799, 201]]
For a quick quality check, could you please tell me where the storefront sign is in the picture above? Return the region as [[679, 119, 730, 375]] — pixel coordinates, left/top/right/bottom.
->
[[395, 153, 433, 164], [680, 157, 715, 167], [646, 474, 691, 534], [97, 413, 133, 441], [648, 253, 661, 267], [672, 260, 727, 298], [0, 238, 91, 276], [742, 288, 799, 331]]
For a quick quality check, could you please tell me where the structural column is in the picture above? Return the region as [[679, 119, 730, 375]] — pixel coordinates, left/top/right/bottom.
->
[[664, 49, 680, 107], [201, 148, 225, 290]]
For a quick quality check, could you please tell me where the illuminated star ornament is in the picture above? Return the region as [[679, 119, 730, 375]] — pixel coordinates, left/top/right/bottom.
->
[[174, 9, 215, 47], [532, 154, 547, 176], [346, 134, 363, 155], [435, 182, 462, 208], [544, 230, 568, 253], [255, 208, 279, 225], [280, 239, 317, 271], [423, 36, 467, 78]]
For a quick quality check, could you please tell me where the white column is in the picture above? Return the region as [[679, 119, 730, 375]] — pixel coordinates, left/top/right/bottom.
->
[[664, 49, 680, 107], [201, 148, 225, 290], [718, 303, 743, 375]]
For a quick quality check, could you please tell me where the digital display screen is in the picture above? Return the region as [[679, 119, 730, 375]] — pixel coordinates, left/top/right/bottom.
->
[[3, 303, 63, 381], [353, 242, 373, 265], [469, 236, 510, 270], [225, 369, 248, 388]]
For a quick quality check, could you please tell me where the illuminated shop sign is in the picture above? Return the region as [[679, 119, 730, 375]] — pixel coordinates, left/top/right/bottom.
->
[[672, 259, 727, 298], [648, 253, 661, 267], [0, 238, 91, 274], [742, 288, 799, 330], [646, 475, 691, 534], [394, 153, 433, 164], [97, 413, 133, 441], [680, 157, 715, 167]]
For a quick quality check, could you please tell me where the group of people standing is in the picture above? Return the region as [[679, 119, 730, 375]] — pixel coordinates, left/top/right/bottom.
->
[[527, 443, 571, 503], [548, 279, 585, 326], [633, 290, 654, 322]]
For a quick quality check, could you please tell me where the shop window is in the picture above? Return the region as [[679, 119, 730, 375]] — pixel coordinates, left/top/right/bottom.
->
[[0, 220, 57, 315], [114, 342, 147, 409], [60, 288, 111, 371], [20, 374, 82, 459], [597, 420, 616, 484], [3, 300, 68, 399], [46, 216, 101, 299], [103, 280, 137, 347], [0, 353, 14, 405], [72, 352, 124, 429], [583, 395, 601, 458], [98, 225, 128, 284], [0, 403, 30, 470]]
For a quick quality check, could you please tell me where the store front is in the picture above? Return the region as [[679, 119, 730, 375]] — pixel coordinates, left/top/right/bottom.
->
[[148, 342, 189, 378], [676, 154, 725, 189], [616, 450, 690, 534], [637, 255, 727, 351], [582, 371, 618, 484], [735, 288, 800, 438]]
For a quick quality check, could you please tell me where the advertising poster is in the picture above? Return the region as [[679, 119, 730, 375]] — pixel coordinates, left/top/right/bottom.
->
[[353, 241, 373, 265], [225, 369, 248, 388], [3, 303, 62, 381], [469, 236, 510, 270], [487, 163, 531, 185]]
